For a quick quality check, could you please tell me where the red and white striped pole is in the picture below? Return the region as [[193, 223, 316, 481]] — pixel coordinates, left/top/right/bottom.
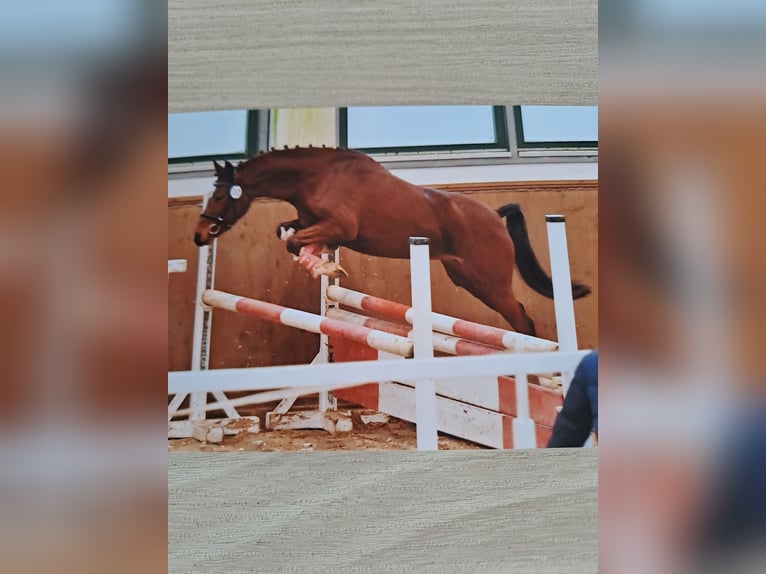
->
[[326, 308, 507, 356], [202, 289, 413, 358], [326, 286, 558, 352]]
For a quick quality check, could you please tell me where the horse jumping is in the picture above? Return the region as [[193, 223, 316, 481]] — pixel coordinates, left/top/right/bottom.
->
[[193, 147, 590, 336]]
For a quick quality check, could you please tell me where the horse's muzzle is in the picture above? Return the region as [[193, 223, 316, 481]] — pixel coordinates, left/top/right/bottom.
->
[[193, 233, 206, 247]]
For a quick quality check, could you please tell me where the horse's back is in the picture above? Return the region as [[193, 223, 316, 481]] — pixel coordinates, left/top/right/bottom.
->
[[338, 166, 449, 257], [312, 155, 511, 260]]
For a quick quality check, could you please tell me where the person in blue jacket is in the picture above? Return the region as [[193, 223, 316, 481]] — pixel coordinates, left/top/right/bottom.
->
[[693, 404, 766, 569], [547, 350, 598, 447]]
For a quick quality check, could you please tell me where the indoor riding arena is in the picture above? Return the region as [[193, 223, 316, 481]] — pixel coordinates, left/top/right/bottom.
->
[[168, 105, 598, 452]]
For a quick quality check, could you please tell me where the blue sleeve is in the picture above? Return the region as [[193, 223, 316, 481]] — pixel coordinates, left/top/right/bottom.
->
[[694, 407, 766, 556], [547, 351, 598, 448]]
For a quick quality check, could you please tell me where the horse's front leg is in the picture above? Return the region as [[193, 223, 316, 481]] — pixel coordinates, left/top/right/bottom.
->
[[275, 219, 303, 241], [285, 221, 352, 279], [276, 220, 336, 276]]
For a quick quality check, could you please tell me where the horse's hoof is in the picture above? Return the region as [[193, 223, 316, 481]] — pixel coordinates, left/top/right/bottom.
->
[[311, 261, 348, 279], [334, 264, 349, 278]]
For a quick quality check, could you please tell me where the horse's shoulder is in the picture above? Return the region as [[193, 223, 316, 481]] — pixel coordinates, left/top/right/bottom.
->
[[421, 186, 453, 201]]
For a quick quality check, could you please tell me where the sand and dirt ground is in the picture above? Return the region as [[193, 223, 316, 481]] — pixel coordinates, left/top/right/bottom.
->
[[169, 407, 487, 452]]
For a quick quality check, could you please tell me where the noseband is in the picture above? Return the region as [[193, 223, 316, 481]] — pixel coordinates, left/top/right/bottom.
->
[[200, 182, 244, 228], [200, 213, 226, 224]]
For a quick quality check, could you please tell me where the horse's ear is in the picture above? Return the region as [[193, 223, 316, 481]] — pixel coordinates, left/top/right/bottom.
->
[[223, 160, 236, 177], [213, 161, 224, 175]]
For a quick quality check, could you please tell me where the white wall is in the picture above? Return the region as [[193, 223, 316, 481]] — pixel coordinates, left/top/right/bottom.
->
[[389, 162, 597, 185], [169, 161, 597, 199]]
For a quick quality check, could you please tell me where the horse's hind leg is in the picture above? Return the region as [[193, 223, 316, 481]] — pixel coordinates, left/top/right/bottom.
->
[[484, 289, 537, 336], [441, 258, 537, 336]]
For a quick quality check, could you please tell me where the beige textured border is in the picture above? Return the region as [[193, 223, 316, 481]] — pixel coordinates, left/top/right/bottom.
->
[[168, 2, 597, 572], [169, 0, 597, 112], [169, 451, 598, 573]]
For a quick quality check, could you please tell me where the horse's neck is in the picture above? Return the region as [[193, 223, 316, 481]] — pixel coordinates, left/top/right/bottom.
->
[[251, 176, 295, 202], [241, 158, 311, 203]]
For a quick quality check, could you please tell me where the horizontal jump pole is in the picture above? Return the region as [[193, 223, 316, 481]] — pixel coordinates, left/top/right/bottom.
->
[[327, 308, 506, 357], [328, 309, 562, 389], [202, 289, 413, 358], [326, 285, 558, 353], [168, 349, 589, 397]]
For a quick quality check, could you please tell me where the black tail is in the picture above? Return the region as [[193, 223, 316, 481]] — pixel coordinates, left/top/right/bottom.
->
[[497, 203, 591, 300]]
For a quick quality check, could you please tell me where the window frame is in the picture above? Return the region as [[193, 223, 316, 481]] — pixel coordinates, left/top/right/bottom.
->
[[167, 104, 598, 179], [512, 105, 598, 150], [168, 110, 262, 165], [338, 106, 510, 154]]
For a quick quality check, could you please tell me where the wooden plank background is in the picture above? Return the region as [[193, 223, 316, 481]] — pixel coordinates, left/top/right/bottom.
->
[[168, 1, 598, 572], [169, 181, 597, 371]]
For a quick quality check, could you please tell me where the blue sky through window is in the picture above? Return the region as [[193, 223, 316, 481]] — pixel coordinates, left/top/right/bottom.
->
[[167, 105, 599, 160], [636, 0, 766, 28], [0, 0, 140, 56], [346, 106, 497, 148], [519, 106, 598, 143], [168, 111, 248, 159]]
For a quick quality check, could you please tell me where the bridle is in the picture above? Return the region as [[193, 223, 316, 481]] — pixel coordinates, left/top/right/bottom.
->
[[199, 182, 244, 230]]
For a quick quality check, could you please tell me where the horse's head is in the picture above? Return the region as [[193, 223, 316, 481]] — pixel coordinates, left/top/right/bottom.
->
[[193, 160, 252, 246]]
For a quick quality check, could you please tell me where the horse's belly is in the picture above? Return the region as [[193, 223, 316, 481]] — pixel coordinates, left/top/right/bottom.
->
[[344, 238, 411, 259], [348, 195, 445, 258], [346, 233, 440, 259]]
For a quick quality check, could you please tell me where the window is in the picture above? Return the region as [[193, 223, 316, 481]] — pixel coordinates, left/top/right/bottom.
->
[[514, 106, 598, 149], [340, 105, 597, 156], [170, 105, 598, 167], [168, 110, 260, 163], [340, 106, 508, 153]]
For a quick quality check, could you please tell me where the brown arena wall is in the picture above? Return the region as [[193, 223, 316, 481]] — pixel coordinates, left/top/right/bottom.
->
[[168, 180, 597, 371]]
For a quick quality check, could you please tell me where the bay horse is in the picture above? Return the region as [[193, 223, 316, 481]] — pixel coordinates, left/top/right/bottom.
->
[[193, 147, 590, 336]]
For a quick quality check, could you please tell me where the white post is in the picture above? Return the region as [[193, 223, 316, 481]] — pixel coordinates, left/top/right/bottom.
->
[[545, 215, 579, 395], [168, 259, 187, 275], [409, 237, 438, 451], [189, 237, 217, 421], [512, 372, 536, 449], [317, 249, 340, 412]]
